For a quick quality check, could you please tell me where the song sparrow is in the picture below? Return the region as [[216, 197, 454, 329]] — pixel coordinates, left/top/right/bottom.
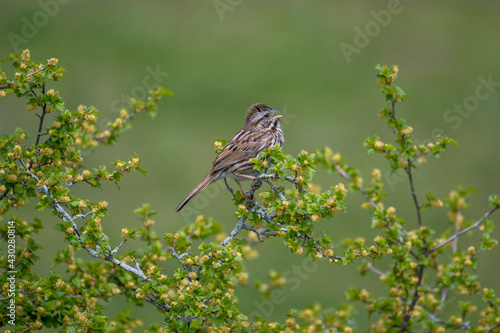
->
[[175, 103, 285, 212]]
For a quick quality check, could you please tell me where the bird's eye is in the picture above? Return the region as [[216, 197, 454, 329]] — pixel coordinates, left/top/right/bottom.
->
[[264, 114, 269, 117]]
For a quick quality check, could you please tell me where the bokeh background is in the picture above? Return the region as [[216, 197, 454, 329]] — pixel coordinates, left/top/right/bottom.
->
[[1, 0, 500, 330]]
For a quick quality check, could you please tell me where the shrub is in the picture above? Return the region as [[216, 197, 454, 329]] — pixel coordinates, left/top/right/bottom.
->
[[1, 51, 499, 332]]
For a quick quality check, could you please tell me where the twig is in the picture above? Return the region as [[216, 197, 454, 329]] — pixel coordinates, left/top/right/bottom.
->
[[427, 205, 499, 254], [257, 173, 309, 194], [73, 211, 93, 220], [284, 176, 309, 193], [110, 239, 127, 256], [144, 295, 170, 312], [224, 178, 234, 196], [410, 151, 431, 164], [260, 177, 287, 201], [365, 262, 385, 276], [486, 323, 500, 333], [440, 287, 448, 304], [91, 107, 138, 143], [391, 98, 396, 119], [426, 313, 471, 330], [0, 67, 45, 88], [0, 188, 10, 201], [170, 246, 189, 271], [27, 83, 48, 170], [335, 165, 377, 210], [34, 84, 47, 147], [406, 161, 422, 228], [251, 203, 277, 224], [400, 265, 424, 332], [241, 223, 286, 242], [452, 211, 462, 253]]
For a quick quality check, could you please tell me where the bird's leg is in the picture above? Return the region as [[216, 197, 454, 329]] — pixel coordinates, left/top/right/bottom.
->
[[234, 174, 258, 206], [234, 179, 248, 206]]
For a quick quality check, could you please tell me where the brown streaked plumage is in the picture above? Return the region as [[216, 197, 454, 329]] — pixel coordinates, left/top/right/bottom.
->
[[175, 103, 285, 212]]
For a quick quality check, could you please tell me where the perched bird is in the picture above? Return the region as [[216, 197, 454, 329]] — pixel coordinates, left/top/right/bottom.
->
[[175, 103, 285, 212]]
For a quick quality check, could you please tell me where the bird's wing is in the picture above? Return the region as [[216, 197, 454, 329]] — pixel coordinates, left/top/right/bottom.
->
[[212, 131, 265, 172]]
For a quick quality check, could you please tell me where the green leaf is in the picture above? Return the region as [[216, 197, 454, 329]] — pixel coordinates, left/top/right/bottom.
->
[[136, 166, 147, 176]]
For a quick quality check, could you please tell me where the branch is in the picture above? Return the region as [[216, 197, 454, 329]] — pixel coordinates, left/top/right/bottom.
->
[[427, 205, 499, 254], [223, 178, 234, 196], [410, 151, 431, 164], [143, 296, 169, 312], [406, 162, 422, 228], [34, 83, 47, 147], [250, 203, 277, 224], [260, 177, 286, 201], [73, 211, 93, 220], [426, 312, 471, 330], [487, 324, 500, 333], [365, 262, 385, 276], [284, 175, 309, 193], [258, 173, 309, 192], [335, 165, 377, 210], [452, 211, 462, 253], [241, 223, 286, 242], [218, 177, 284, 246], [400, 265, 424, 332], [219, 216, 247, 247], [0, 67, 45, 88], [170, 246, 189, 271], [0, 188, 10, 201], [19, 159, 151, 282], [110, 239, 127, 256], [391, 96, 396, 119], [91, 107, 138, 143]]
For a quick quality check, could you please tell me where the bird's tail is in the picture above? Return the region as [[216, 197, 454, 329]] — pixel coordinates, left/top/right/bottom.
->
[[175, 173, 215, 212]]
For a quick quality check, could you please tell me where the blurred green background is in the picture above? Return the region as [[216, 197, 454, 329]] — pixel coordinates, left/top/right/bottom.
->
[[1, 0, 500, 330]]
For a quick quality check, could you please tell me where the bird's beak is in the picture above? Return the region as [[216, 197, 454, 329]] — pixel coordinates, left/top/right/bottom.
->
[[272, 108, 283, 119]]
